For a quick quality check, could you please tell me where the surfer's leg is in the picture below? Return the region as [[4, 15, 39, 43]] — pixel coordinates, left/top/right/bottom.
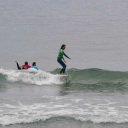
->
[[15, 61, 21, 70], [63, 63, 66, 73], [60, 61, 66, 73], [57, 59, 66, 74], [57, 59, 63, 73]]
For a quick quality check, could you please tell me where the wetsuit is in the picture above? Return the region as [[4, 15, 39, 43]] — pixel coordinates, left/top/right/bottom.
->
[[57, 49, 70, 74], [16, 63, 30, 70], [31, 66, 38, 70]]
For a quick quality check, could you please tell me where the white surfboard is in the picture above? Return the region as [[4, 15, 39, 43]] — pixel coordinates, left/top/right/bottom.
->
[[56, 74, 68, 77]]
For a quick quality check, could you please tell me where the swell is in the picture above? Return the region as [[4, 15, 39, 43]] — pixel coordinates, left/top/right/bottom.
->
[[52, 68, 128, 82], [1, 68, 128, 83], [1, 68, 128, 92], [52, 68, 128, 92]]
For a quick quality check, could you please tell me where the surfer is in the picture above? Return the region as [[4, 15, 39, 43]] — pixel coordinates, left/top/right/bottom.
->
[[31, 62, 38, 70], [57, 44, 71, 75], [15, 61, 30, 70]]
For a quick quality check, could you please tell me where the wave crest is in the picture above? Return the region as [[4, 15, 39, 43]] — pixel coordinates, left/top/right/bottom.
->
[[0, 68, 64, 85]]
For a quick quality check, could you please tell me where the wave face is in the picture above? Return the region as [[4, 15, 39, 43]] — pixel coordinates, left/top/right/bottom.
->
[[52, 68, 128, 81], [0, 68, 128, 93], [52, 68, 128, 92], [1, 68, 128, 92]]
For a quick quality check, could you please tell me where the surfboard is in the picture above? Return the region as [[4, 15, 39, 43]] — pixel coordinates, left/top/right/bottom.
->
[[56, 74, 68, 77]]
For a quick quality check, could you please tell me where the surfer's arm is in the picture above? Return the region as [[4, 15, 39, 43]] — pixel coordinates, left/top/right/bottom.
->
[[64, 53, 70, 59], [61, 55, 66, 63], [36, 66, 39, 70]]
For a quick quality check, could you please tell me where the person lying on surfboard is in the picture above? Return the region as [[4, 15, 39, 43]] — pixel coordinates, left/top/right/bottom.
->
[[57, 44, 71, 75], [31, 62, 38, 70], [15, 61, 30, 70]]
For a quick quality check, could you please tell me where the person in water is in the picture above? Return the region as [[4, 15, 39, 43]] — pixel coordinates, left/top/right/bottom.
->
[[15, 61, 30, 70], [57, 44, 71, 75], [31, 62, 38, 70]]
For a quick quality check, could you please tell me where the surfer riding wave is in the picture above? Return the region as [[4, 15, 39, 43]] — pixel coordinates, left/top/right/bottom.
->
[[57, 44, 71, 75]]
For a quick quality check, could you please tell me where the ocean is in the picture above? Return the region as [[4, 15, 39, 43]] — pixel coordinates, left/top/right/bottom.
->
[[0, 0, 128, 127]]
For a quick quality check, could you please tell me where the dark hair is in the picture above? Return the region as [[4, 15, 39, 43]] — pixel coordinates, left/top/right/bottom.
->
[[32, 62, 36, 66], [25, 61, 28, 65], [60, 44, 66, 49]]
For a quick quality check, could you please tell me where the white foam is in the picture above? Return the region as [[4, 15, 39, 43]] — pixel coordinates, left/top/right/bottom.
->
[[0, 99, 128, 126], [0, 68, 64, 85], [0, 104, 128, 126]]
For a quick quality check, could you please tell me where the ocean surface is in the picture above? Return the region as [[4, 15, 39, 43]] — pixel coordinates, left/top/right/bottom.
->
[[0, 0, 128, 127]]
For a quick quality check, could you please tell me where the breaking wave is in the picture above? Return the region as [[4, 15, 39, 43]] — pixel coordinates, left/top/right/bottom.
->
[[0, 68, 65, 85]]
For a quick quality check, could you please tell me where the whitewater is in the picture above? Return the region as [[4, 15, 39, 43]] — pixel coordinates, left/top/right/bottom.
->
[[0, 68, 64, 85]]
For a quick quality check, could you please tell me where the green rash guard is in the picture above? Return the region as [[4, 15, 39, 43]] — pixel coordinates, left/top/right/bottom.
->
[[57, 49, 70, 60]]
